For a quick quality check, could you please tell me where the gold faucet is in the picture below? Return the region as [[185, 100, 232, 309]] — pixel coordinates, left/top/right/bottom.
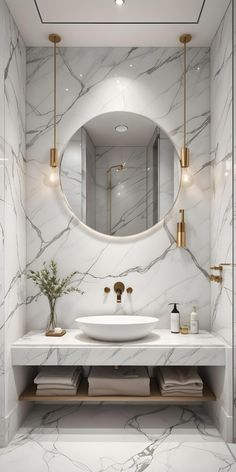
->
[[114, 282, 125, 303]]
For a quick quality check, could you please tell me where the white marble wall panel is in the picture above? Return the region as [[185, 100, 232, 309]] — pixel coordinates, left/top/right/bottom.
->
[[0, 0, 27, 447], [208, 1, 233, 442], [26, 46, 211, 335]]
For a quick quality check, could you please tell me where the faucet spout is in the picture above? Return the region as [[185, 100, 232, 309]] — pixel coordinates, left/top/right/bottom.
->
[[114, 282, 125, 304]]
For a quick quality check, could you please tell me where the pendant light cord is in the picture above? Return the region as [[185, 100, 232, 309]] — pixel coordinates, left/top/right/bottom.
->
[[183, 41, 186, 149], [53, 40, 57, 149]]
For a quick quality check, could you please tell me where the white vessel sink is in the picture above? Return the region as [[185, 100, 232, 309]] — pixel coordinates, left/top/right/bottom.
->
[[75, 315, 159, 342]]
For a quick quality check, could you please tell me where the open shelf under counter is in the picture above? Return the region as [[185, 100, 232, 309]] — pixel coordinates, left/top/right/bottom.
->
[[12, 329, 227, 366], [19, 378, 216, 403]]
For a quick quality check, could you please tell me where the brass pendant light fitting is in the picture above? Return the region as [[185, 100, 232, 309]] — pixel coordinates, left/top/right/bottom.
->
[[179, 34, 192, 169], [49, 34, 61, 168]]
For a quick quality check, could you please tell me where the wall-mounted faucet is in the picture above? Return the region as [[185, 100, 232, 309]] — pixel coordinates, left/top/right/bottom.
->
[[114, 282, 125, 303], [104, 283, 133, 303]]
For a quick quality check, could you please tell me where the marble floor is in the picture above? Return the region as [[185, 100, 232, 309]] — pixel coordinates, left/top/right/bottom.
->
[[0, 404, 236, 472]]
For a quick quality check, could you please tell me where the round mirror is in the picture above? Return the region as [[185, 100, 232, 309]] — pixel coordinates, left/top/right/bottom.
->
[[61, 112, 181, 237]]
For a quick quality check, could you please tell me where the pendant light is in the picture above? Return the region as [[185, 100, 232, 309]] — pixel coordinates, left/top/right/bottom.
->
[[46, 33, 61, 187], [179, 33, 193, 186]]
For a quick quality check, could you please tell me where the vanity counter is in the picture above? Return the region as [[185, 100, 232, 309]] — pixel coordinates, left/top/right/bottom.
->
[[12, 329, 227, 366]]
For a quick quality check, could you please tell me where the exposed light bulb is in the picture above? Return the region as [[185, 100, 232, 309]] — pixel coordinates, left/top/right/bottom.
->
[[44, 167, 59, 187], [114, 0, 125, 5], [181, 167, 193, 187]]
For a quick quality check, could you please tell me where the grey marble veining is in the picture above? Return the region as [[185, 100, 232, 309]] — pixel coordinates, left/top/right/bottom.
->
[[0, 0, 27, 447], [11, 329, 226, 366], [26, 45, 211, 335], [0, 404, 235, 472]]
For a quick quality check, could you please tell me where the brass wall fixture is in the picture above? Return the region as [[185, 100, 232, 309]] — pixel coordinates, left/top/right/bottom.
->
[[49, 33, 61, 169], [177, 209, 186, 248], [114, 282, 125, 303], [210, 265, 223, 283], [104, 287, 111, 293], [179, 33, 192, 169], [126, 287, 133, 294]]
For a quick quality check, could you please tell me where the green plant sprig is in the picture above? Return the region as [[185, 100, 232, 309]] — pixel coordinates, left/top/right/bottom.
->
[[27, 260, 83, 302]]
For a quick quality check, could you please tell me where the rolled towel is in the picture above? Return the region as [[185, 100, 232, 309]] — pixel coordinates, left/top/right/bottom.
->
[[34, 367, 81, 386]]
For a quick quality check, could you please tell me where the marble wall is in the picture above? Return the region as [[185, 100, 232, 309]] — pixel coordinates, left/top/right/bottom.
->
[[207, 1, 234, 441], [0, 0, 27, 447], [26, 46, 211, 332]]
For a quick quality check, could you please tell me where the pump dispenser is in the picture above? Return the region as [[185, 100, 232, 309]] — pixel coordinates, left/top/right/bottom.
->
[[169, 303, 180, 334]]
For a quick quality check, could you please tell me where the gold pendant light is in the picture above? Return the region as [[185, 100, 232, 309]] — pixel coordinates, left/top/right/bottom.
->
[[179, 34, 192, 169], [49, 33, 61, 168]]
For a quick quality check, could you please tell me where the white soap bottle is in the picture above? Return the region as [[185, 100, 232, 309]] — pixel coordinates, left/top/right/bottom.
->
[[190, 306, 199, 334], [169, 303, 180, 334]]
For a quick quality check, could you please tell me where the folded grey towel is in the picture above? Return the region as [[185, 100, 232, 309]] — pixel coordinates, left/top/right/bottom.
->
[[37, 373, 82, 390], [160, 390, 203, 397], [88, 366, 150, 396], [34, 367, 82, 386], [36, 387, 79, 396], [157, 367, 203, 388]]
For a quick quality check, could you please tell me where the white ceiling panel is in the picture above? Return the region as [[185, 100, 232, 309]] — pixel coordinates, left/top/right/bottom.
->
[[5, 0, 231, 46], [35, 0, 204, 24]]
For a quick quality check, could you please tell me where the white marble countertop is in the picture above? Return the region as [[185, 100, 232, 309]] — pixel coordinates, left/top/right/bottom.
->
[[11, 330, 227, 366]]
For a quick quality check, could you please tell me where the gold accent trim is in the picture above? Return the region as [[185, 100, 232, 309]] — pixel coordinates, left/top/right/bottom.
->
[[181, 146, 189, 168], [179, 33, 192, 169], [177, 209, 186, 248], [179, 34, 192, 44], [210, 275, 222, 284], [49, 33, 61, 168], [50, 148, 58, 167], [48, 34, 61, 44], [126, 287, 133, 294]]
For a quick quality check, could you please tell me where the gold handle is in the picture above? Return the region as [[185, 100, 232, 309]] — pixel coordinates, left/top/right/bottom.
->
[[126, 287, 133, 294], [210, 265, 223, 271], [104, 287, 110, 293]]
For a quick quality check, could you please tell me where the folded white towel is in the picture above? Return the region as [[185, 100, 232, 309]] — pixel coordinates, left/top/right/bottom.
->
[[158, 367, 203, 388], [160, 390, 203, 397], [160, 383, 202, 393], [34, 367, 81, 386], [36, 387, 79, 396], [36, 371, 82, 389]]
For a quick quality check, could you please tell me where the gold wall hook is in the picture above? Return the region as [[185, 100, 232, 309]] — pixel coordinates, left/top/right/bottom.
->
[[177, 209, 186, 248], [104, 287, 111, 294], [126, 287, 133, 294]]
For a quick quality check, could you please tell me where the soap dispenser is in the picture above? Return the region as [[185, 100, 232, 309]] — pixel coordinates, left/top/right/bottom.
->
[[169, 303, 180, 334]]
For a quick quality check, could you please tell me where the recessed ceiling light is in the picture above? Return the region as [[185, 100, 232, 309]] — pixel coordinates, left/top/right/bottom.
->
[[65, 88, 69, 92], [114, 0, 125, 5], [115, 125, 128, 133], [129, 63, 133, 68], [79, 73, 83, 78]]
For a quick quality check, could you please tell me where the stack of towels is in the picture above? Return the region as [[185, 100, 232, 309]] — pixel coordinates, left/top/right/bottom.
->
[[34, 366, 82, 396], [157, 366, 203, 397], [88, 366, 150, 396]]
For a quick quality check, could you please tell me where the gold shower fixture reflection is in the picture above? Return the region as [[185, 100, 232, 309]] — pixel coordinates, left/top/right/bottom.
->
[[179, 34, 192, 169], [49, 33, 61, 168], [177, 209, 186, 248]]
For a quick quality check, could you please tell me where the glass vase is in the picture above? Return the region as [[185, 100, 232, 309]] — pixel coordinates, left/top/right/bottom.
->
[[46, 298, 57, 332]]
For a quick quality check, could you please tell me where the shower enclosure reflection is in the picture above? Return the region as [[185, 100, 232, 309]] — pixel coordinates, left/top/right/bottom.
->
[[60, 111, 181, 237]]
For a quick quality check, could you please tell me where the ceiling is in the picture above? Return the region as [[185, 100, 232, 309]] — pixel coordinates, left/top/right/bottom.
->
[[6, 0, 230, 46], [84, 112, 157, 146]]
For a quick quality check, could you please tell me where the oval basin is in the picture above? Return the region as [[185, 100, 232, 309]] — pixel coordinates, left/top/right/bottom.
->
[[75, 315, 159, 342]]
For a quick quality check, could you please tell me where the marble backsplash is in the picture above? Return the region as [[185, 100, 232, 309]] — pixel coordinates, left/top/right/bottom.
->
[[0, 0, 27, 446], [26, 45, 210, 331]]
